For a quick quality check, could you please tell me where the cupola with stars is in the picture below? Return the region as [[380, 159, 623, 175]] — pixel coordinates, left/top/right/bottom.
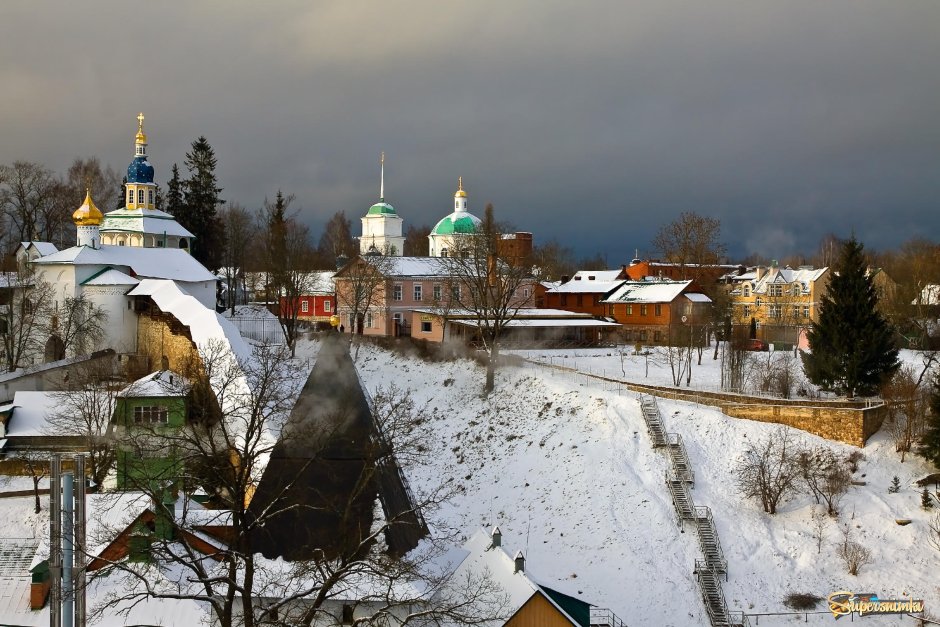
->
[[125, 113, 157, 211]]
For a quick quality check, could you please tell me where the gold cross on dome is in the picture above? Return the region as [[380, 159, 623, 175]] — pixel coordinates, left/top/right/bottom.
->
[[137, 112, 145, 130]]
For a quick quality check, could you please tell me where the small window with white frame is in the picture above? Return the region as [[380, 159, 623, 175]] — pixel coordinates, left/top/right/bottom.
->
[[301, 300, 309, 313], [324, 300, 331, 312], [393, 284, 402, 301], [433, 284, 442, 301], [413, 284, 422, 301]]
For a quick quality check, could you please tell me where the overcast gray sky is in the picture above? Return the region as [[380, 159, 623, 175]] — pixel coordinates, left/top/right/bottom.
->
[[1, 1, 938, 262]]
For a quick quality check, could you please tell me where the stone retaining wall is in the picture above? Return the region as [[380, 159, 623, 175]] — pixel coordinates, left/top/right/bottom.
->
[[528, 361, 886, 447]]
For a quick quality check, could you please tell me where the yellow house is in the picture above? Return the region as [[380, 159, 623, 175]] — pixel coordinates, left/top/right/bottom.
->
[[442, 527, 625, 627], [727, 264, 829, 346]]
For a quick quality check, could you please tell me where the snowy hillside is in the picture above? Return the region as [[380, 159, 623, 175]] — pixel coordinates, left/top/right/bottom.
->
[[346, 341, 939, 626]]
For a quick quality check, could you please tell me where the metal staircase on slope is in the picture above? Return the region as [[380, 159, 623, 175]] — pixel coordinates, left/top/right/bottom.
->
[[665, 471, 696, 523], [693, 506, 727, 577], [642, 396, 747, 627], [666, 432, 695, 485], [641, 397, 667, 448]]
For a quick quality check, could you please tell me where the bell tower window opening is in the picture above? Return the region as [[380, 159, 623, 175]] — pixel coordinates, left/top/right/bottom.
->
[[128, 189, 134, 204], [148, 190, 154, 205], [138, 189, 144, 204]]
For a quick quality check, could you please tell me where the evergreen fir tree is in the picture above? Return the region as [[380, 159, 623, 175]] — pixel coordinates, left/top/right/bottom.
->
[[917, 369, 940, 469], [166, 163, 184, 217], [119, 176, 128, 210], [888, 476, 900, 493], [181, 138, 223, 268], [801, 237, 899, 397], [154, 183, 164, 213], [922, 487, 934, 510]]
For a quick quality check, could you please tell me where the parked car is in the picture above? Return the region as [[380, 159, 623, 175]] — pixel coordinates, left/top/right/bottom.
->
[[744, 338, 769, 351]]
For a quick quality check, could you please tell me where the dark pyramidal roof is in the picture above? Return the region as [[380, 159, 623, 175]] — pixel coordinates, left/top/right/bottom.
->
[[249, 334, 426, 560]]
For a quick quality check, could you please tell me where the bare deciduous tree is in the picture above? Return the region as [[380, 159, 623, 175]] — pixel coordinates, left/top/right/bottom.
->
[[442, 203, 538, 393], [218, 202, 255, 315], [651, 211, 725, 279], [798, 447, 851, 516], [334, 254, 394, 346], [736, 427, 803, 515], [837, 524, 872, 576], [809, 505, 829, 554], [54, 293, 108, 359], [46, 360, 122, 488], [318, 210, 356, 267], [0, 161, 59, 246], [1, 259, 55, 372], [880, 364, 928, 462], [927, 511, 940, 554], [261, 192, 317, 356], [93, 341, 504, 627]]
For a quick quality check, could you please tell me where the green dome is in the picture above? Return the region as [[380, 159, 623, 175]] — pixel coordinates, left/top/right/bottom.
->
[[432, 212, 481, 235], [367, 201, 397, 216]]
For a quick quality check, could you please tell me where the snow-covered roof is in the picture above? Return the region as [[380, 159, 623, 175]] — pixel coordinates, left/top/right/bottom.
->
[[19, 241, 59, 257], [119, 370, 189, 398], [411, 307, 609, 321], [80, 267, 140, 287], [728, 266, 828, 295], [685, 293, 712, 303], [126, 279, 252, 363], [453, 317, 619, 329], [360, 256, 454, 278], [602, 279, 696, 304], [547, 270, 626, 294], [4, 391, 62, 437], [101, 207, 195, 239], [442, 529, 580, 627], [33, 245, 216, 283]]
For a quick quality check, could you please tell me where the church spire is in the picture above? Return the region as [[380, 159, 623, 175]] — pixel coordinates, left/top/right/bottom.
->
[[380, 151, 385, 202], [135, 112, 147, 156]]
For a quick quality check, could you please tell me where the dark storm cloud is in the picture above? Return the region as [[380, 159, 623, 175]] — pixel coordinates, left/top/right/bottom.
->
[[1, 1, 938, 262]]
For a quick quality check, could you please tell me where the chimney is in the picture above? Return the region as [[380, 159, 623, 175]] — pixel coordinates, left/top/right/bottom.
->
[[560, 275, 570, 284], [755, 266, 766, 281], [514, 550, 525, 573], [491, 526, 502, 548]]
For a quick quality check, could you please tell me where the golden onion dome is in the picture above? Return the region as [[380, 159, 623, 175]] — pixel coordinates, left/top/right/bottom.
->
[[455, 176, 467, 198], [135, 111, 147, 144], [72, 189, 104, 226]]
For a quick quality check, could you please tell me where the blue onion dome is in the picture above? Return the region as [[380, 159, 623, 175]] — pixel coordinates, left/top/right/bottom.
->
[[127, 156, 154, 184]]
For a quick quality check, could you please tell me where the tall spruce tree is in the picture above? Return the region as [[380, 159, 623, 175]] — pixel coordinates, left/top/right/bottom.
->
[[165, 163, 184, 216], [801, 237, 899, 397], [919, 371, 940, 468], [181, 138, 223, 268]]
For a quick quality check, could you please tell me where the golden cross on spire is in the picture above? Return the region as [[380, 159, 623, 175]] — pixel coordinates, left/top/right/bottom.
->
[[137, 112, 145, 131], [458, 176, 463, 191]]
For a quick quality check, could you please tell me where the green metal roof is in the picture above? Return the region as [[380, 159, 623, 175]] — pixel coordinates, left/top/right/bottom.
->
[[366, 201, 397, 216], [431, 213, 480, 235]]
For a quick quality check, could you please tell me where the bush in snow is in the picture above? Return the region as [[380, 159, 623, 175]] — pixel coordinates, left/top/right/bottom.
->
[[838, 525, 872, 576], [735, 427, 803, 515]]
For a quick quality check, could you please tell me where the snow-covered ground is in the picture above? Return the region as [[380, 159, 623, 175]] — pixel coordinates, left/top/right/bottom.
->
[[1, 339, 936, 625], [345, 340, 939, 626]]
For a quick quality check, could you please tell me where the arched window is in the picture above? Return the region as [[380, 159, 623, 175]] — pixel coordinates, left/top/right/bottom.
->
[[138, 189, 144, 204], [148, 190, 154, 205], [128, 189, 134, 204], [440, 247, 448, 258]]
